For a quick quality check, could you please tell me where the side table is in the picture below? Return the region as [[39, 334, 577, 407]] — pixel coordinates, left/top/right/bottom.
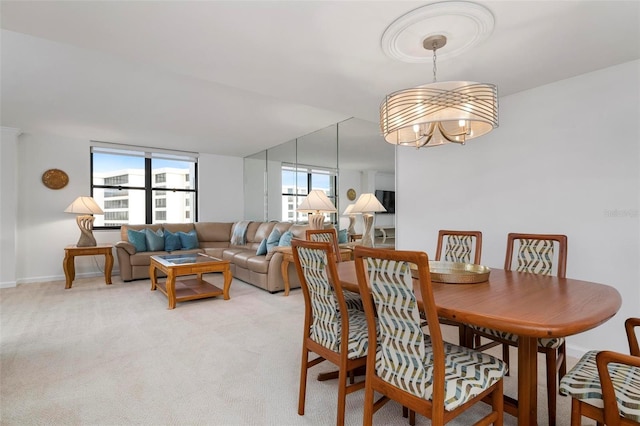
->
[[63, 244, 114, 289]]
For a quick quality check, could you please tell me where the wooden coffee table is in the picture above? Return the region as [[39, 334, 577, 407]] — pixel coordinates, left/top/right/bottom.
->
[[149, 253, 232, 309]]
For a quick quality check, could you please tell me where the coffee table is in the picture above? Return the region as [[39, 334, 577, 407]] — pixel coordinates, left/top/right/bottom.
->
[[149, 253, 232, 309]]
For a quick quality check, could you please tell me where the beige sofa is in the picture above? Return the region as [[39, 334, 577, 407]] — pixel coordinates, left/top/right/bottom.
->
[[115, 221, 308, 293]]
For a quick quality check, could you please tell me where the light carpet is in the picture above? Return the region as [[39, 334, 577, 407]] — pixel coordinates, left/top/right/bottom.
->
[[1, 275, 580, 425]]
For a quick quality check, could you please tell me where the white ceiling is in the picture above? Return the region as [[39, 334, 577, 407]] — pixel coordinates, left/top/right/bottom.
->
[[1, 1, 639, 161]]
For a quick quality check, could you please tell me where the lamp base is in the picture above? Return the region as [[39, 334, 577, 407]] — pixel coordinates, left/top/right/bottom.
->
[[361, 213, 375, 248], [75, 215, 97, 247], [347, 215, 356, 235], [308, 213, 326, 230]]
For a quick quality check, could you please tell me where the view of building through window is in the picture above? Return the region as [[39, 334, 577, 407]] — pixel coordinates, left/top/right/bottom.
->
[[91, 146, 198, 228], [281, 164, 336, 223]]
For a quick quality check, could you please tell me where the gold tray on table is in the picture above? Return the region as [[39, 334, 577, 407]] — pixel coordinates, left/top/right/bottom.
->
[[411, 261, 491, 284]]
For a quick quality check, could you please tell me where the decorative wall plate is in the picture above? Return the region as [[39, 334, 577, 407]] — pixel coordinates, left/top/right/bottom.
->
[[42, 169, 69, 190], [347, 188, 356, 201]]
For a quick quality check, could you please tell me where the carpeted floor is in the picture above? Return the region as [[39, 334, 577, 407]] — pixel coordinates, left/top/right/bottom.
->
[[1, 275, 581, 425]]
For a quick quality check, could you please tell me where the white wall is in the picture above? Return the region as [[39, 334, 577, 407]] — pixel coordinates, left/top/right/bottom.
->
[[0, 127, 21, 287], [397, 60, 640, 355], [8, 132, 243, 284]]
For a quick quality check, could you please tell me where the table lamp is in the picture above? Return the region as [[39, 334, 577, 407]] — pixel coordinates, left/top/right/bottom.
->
[[296, 190, 337, 230], [341, 203, 359, 236], [352, 193, 386, 247], [64, 196, 104, 247]]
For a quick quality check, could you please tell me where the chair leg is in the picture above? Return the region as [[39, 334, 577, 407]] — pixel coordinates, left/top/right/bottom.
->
[[570, 398, 582, 426], [545, 349, 558, 426], [503, 343, 510, 376], [493, 378, 504, 426], [363, 383, 375, 426], [337, 366, 348, 426], [298, 346, 309, 415]]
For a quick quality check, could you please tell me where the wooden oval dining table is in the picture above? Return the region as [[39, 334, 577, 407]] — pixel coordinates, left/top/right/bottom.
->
[[336, 260, 622, 425]]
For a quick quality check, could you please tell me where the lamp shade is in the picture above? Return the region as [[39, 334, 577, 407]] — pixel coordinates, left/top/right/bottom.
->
[[352, 193, 386, 213], [296, 190, 337, 213], [342, 204, 359, 216], [64, 196, 104, 215]]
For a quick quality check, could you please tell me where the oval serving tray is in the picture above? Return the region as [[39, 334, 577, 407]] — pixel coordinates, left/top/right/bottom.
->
[[411, 261, 491, 284]]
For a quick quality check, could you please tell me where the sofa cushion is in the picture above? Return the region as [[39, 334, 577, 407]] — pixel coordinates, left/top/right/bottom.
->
[[195, 222, 233, 242], [144, 228, 165, 251], [256, 238, 268, 255], [127, 229, 147, 252], [254, 222, 276, 242], [178, 230, 199, 250], [164, 230, 182, 251], [266, 228, 281, 252], [222, 248, 247, 262], [231, 250, 257, 269], [121, 224, 162, 241], [246, 255, 270, 274], [278, 231, 293, 247], [162, 223, 195, 234]]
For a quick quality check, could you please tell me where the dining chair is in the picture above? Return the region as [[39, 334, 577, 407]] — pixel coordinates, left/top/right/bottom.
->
[[435, 229, 482, 264], [559, 317, 640, 425], [434, 230, 483, 346], [471, 232, 568, 426], [292, 238, 370, 426], [353, 246, 507, 426], [306, 228, 363, 311]]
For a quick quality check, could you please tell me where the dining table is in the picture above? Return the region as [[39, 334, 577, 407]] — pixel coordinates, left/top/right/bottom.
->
[[335, 260, 622, 426]]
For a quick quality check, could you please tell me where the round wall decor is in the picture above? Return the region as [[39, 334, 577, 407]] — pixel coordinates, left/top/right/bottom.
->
[[347, 188, 357, 201], [42, 169, 69, 190]]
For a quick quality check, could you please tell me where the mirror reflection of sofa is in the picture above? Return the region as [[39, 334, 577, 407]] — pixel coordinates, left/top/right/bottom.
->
[[115, 221, 309, 293]]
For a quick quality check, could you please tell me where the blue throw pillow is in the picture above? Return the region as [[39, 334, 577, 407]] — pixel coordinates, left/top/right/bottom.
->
[[266, 228, 281, 252], [164, 230, 182, 251], [127, 229, 147, 252], [338, 229, 348, 244], [178, 230, 199, 250], [256, 238, 268, 255], [144, 228, 165, 251], [278, 230, 293, 247]]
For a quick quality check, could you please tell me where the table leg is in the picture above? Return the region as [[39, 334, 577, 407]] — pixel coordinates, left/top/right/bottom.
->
[[104, 251, 114, 285], [281, 257, 291, 296], [150, 264, 158, 291], [166, 270, 176, 310], [517, 335, 538, 425], [222, 268, 232, 300], [63, 251, 74, 289]]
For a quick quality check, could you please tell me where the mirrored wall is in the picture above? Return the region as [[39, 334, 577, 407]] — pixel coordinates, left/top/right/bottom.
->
[[243, 117, 396, 233]]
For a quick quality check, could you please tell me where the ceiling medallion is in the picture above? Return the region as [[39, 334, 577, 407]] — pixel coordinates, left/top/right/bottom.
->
[[381, 1, 495, 63]]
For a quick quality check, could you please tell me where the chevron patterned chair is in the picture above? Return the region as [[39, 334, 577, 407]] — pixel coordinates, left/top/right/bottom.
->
[[306, 228, 363, 311], [292, 238, 371, 426], [434, 230, 483, 346], [353, 246, 507, 426], [559, 317, 640, 425], [470, 232, 568, 426]]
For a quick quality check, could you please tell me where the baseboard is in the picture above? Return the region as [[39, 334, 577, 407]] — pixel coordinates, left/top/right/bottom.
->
[[0, 280, 17, 288], [14, 269, 120, 286]]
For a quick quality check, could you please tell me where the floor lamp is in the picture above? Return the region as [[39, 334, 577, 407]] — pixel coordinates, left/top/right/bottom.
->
[[352, 193, 386, 247], [296, 190, 337, 230]]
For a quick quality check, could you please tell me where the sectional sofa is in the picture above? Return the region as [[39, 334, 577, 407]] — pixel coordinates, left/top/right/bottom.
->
[[115, 221, 308, 293]]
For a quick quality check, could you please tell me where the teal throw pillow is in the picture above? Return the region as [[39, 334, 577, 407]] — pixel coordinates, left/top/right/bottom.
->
[[266, 228, 281, 252], [178, 230, 199, 250], [127, 229, 147, 252], [338, 229, 348, 244], [256, 238, 268, 256], [164, 230, 181, 251], [278, 230, 293, 247], [144, 228, 165, 252]]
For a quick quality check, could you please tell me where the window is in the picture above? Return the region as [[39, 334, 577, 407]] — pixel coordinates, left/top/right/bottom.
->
[[91, 144, 198, 228], [281, 163, 337, 223]]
